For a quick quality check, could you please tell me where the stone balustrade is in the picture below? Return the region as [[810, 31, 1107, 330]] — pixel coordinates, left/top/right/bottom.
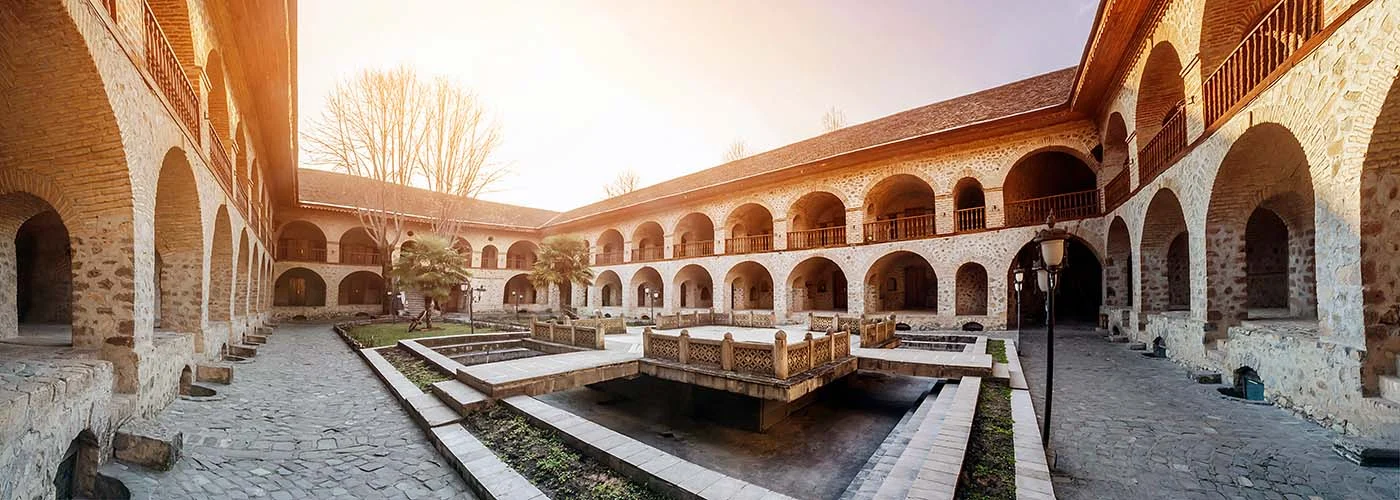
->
[[571, 316, 626, 335], [642, 327, 851, 380], [809, 313, 886, 333], [529, 319, 604, 350], [654, 310, 776, 330], [860, 318, 898, 348]]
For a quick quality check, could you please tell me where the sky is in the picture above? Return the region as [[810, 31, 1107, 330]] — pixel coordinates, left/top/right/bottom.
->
[[298, 0, 1099, 212]]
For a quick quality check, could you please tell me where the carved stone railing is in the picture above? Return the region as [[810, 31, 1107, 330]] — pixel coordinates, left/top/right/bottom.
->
[[863, 213, 935, 243], [787, 227, 846, 250], [725, 234, 773, 255], [530, 319, 603, 349], [631, 247, 664, 262], [954, 207, 986, 232], [1005, 189, 1100, 227], [595, 251, 623, 266], [808, 313, 876, 333], [859, 317, 898, 348], [142, 2, 199, 139], [1138, 105, 1188, 186], [1203, 0, 1322, 127], [654, 310, 775, 330], [572, 316, 626, 335], [643, 327, 851, 380], [1104, 169, 1131, 211], [276, 240, 326, 262], [673, 240, 715, 258]]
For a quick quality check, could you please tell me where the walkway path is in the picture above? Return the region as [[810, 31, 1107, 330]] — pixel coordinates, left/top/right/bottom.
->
[[136, 323, 473, 499], [1017, 325, 1398, 500]]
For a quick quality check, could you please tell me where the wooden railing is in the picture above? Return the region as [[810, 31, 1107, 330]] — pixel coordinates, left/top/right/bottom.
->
[[142, 2, 200, 140], [673, 240, 715, 258], [276, 240, 326, 262], [863, 213, 935, 243], [1138, 105, 1187, 186], [787, 227, 846, 250], [101, 0, 118, 21], [643, 327, 850, 380], [725, 234, 772, 255], [595, 251, 623, 266], [342, 250, 381, 266], [954, 207, 986, 232], [632, 247, 664, 262], [207, 132, 234, 194], [506, 257, 533, 270], [1005, 189, 1100, 227], [1104, 169, 1131, 211], [1203, 0, 1322, 126]]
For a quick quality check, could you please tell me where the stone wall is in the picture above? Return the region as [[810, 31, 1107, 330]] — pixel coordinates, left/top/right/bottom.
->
[[0, 354, 116, 500]]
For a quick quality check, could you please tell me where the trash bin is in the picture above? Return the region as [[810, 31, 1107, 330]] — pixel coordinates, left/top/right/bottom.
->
[[1243, 375, 1264, 401]]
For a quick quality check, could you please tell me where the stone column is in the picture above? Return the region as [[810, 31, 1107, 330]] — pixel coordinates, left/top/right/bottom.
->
[[773, 218, 788, 250], [664, 233, 676, 260], [934, 194, 954, 234], [984, 189, 1006, 228], [847, 207, 865, 244], [714, 227, 728, 255]]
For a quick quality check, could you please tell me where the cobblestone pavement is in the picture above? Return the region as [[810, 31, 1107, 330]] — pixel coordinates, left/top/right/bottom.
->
[[1017, 325, 1398, 500], [134, 323, 473, 499]]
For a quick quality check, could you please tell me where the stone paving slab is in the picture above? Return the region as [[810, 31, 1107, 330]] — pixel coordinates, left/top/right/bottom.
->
[[429, 379, 489, 415], [457, 349, 641, 397], [502, 395, 796, 500], [855, 346, 994, 379], [907, 377, 981, 500], [864, 383, 961, 500], [1010, 389, 1055, 500]]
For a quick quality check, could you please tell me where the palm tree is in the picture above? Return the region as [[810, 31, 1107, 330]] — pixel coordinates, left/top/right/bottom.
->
[[529, 235, 594, 315], [392, 234, 471, 330]]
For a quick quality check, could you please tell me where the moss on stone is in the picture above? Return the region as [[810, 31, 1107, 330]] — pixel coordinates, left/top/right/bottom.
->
[[987, 339, 1008, 364], [957, 379, 1015, 500]]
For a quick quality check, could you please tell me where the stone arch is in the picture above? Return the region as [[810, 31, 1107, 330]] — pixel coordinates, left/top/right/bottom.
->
[[1140, 188, 1191, 314], [787, 192, 847, 249], [1007, 235, 1103, 327], [595, 229, 625, 264], [631, 221, 665, 262], [865, 251, 936, 314], [504, 273, 539, 305], [952, 177, 987, 232], [338, 271, 384, 305], [673, 264, 714, 309], [205, 49, 232, 148], [339, 227, 381, 265], [1198, 0, 1320, 80], [1205, 123, 1316, 327], [1106, 217, 1133, 307], [1361, 71, 1400, 393], [506, 240, 538, 270], [673, 213, 716, 257], [8, 201, 72, 342], [1003, 149, 1099, 226], [789, 257, 848, 313], [955, 263, 989, 316], [153, 148, 205, 337], [273, 268, 326, 307], [724, 261, 774, 311], [209, 206, 234, 322], [596, 270, 623, 307], [725, 203, 774, 254], [863, 174, 936, 242], [1103, 112, 1130, 181], [480, 245, 499, 269], [1135, 41, 1187, 152], [630, 266, 664, 310], [236, 230, 250, 317], [452, 237, 472, 261]]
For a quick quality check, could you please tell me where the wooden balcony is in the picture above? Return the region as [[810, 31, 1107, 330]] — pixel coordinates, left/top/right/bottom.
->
[[632, 247, 664, 262], [1138, 105, 1187, 186], [725, 234, 773, 255], [142, 2, 200, 140], [786, 227, 846, 250], [1203, 0, 1322, 127], [674, 240, 715, 258], [101, 0, 117, 21], [506, 257, 533, 270], [342, 250, 381, 266], [1104, 169, 1130, 211], [1005, 189, 1100, 227], [208, 132, 234, 195], [276, 241, 326, 263], [954, 207, 986, 232], [863, 214, 935, 244], [595, 251, 624, 266]]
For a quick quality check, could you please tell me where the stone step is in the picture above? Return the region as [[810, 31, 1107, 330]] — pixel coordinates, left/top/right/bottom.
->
[[431, 379, 490, 416], [895, 332, 979, 344], [227, 344, 257, 358], [854, 382, 964, 500], [195, 363, 234, 385], [113, 419, 182, 472], [449, 347, 541, 366], [1107, 335, 1130, 343], [1127, 342, 1147, 350], [255, 326, 273, 335], [840, 382, 945, 500], [899, 340, 970, 352], [434, 339, 523, 355], [245, 334, 268, 345], [1379, 375, 1400, 404]]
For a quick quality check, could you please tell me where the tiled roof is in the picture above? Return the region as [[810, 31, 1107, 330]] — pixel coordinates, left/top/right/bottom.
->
[[545, 66, 1078, 225], [297, 169, 559, 229]]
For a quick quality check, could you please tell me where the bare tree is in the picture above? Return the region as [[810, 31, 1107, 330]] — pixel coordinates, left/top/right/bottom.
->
[[604, 169, 640, 198], [303, 66, 429, 314], [723, 139, 748, 162], [822, 106, 847, 132], [419, 76, 507, 237]]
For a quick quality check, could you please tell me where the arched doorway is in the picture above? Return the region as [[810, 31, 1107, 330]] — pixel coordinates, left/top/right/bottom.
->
[[632, 222, 665, 262], [787, 192, 847, 249], [596, 270, 623, 307], [273, 268, 326, 307], [789, 257, 847, 313], [14, 208, 71, 342], [674, 213, 716, 257], [956, 263, 989, 316], [506, 241, 538, 270], [631, 267, 664, 311], [210, 206, 235, 322], [338, 271, 384, 306], [1136, 42, 1188, 183], [595, 229, 625, 264], [1004, 150, 1099, 226], [725, 262, 774, 311], [236, 231, 250, 319], [480, 245, 499, 269], [952, 178, 987, 232], [1361, 73, 1400, 393], [674, 264, 714, 309], [725, 204, 774, 254], [864, 174, 936, 242], [503, 274, 538, 308], [1141, 189, 1191, 314], [153, 148, 205, 337], [1106, 217, 1133, 307], [1007, 238, 1102, 328], [865, 251, 936, 314], [339, 227, 381, 265]]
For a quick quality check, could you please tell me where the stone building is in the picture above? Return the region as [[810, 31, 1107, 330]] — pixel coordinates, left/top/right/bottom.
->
[[2, 0, 1398, 497]]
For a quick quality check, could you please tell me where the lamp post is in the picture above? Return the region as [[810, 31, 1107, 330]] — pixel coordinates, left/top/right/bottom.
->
[[1013, 268, 1025, 334], [511, 291, 521, 322], [1033, 214, 1069, 448]]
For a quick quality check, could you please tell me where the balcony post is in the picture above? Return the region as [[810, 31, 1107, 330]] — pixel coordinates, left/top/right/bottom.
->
[[847, 207, 865, 244], [935, 194, 954, 234], [984, 190, 1006, 228], [772, 218, 788, 251]]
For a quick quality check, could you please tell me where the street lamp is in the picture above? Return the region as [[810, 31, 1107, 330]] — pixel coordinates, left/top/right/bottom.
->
[[1033, 214, 1069, 448], [510, 290, 521, 322], [1013, 268, 1025, 334]]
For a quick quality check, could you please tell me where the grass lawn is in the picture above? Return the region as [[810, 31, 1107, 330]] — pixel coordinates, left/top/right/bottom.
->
[[957, 379, 1015, 500], [345, 322, 497, 348], [987, 339, 1008, 363], [380, 347, 452, 390]]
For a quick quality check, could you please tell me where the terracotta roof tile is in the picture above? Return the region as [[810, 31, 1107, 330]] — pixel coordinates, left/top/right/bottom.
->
[[297, 169, 559, 229]]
